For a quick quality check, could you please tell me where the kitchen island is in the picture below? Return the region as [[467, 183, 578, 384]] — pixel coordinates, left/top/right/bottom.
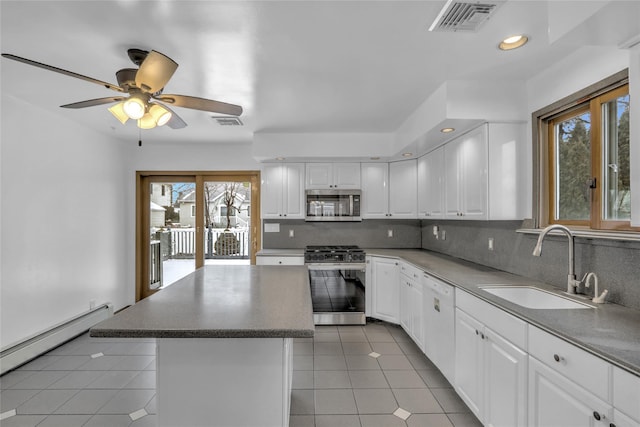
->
[[91, 265, 314, 427]]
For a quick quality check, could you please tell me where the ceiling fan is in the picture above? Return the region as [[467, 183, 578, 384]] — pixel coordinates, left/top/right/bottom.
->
[[1, 48, 243, 130]]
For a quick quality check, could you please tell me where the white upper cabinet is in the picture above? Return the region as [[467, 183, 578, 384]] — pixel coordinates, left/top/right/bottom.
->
[[305, 163, 361, 189], [487, 122, 529, 220], [417, 146, 444, 219], [261, 163, 305, 219], [443, 122, 527, 220], [361, 160, 417, 218], [444, 125, 489, 220], [389, 160, 418, 218], [361, 163, 389, 218]]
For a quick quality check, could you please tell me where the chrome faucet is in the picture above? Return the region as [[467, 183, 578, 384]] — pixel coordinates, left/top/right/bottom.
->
[[532, 224, 580, 294]]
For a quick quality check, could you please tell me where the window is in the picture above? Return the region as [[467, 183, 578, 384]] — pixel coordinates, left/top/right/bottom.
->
[[220, 206, 236, 217], [539, 76, 635, 231], [161, 185, 166, 196], [191, 205, 196, 217]]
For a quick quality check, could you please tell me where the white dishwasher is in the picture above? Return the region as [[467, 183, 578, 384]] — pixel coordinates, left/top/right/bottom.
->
[[422, 273, 455, 384]]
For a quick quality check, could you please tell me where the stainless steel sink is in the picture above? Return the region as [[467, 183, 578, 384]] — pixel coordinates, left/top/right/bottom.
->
[[479, 285, 594, 309]]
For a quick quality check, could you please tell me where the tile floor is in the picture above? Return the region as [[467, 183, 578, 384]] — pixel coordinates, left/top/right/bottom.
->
[[0, 321, 482, 427]]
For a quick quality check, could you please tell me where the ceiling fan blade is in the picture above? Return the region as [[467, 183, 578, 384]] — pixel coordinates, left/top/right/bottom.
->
[[135, 50, 178, 94], [60, 97, 126, 109], [166, 109, 187, 129], [2, 53, 123, 92], [156, 94, 243, 116]]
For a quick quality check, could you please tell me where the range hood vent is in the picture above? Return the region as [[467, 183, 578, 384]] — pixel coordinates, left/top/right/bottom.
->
[[429, 0, 503, 32], [212, 116, 243, 126]]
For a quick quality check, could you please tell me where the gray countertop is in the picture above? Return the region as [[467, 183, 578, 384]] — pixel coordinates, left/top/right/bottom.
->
[[366, 248, 640, 376], [90, 265, 314, 339]]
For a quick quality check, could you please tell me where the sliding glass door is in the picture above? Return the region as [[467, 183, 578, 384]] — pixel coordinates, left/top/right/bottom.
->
[[137, 172, 260, 301]]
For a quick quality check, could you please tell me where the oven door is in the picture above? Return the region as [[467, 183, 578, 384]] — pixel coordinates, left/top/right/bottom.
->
[[307, 263, 366, 325]]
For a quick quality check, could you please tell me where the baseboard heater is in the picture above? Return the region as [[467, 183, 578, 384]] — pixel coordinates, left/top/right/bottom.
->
[[0, 303, 113, 375]]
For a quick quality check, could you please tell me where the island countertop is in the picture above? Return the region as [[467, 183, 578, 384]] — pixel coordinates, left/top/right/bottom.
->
[[90, 265, 314, 339]]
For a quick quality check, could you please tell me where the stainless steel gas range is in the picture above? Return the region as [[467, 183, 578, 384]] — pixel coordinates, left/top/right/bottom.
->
[[304, 245, 366, 325]]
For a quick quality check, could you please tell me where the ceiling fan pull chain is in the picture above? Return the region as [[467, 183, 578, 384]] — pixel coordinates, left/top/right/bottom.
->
[[138, 125, 142, 147]]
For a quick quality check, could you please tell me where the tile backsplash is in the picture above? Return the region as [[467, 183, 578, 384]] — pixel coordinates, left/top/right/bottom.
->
[[262, 218, 640, 310], [420, 220, 640, 311], [262, 219, 421, 249]]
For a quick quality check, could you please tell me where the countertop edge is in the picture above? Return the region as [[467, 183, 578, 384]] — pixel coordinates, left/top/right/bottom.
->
[[90, 328, 315, 339]]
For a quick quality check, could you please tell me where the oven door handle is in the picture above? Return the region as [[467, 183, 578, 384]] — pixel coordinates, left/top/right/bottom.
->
[[306, 263, 366, 271]]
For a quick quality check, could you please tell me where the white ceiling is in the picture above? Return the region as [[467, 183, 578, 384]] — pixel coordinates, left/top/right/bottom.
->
[[1, 1, 639, 149]]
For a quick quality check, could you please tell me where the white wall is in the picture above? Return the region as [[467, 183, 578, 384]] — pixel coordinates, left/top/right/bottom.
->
[[1, 95, 129, 349]]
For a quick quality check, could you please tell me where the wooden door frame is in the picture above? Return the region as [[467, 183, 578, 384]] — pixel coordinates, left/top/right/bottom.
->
[[136, 171, 261, 302]]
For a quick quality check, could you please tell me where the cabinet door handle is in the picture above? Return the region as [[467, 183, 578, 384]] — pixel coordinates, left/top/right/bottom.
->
[[553, 354, 564, 363], [592, 411, 601, 421]]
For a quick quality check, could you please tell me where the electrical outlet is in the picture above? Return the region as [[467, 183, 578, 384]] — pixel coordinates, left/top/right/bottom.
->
[[441, 230, 446, 240], [387, 229, 393, 238], [289, 229, 295, 238], [89, 300, 96, 310], [432, 225, 439, 236], [488, 237, 494, 251]]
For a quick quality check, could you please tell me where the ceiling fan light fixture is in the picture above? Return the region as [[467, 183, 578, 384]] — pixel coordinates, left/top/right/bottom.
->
[[108, 102, 129, 124], [123, 95, 146, 120], [137, 113, 157, 129], [149, 103, 172, 126]]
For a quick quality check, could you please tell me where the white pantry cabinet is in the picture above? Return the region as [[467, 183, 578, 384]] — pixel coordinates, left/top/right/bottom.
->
[[305, 162, 360, 189], [367, 256, 399, 324], [261, 163, 305, 219], [417, 146, 444, 218], [398, 262, 424, 350], [444, 125, 488, 220], [454, 290, 528, 426]]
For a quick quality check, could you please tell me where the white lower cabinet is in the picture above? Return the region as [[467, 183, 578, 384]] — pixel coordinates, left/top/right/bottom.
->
[[528, 357, 611, 427], [364, 256, 640, 427], [399, 262, 424, 350], [454, 291, 527, 427], [528, 326, 613, 427], [367, 256, 399, 324], [612, 409, 639, 427], [255, 255, 304, 265], [613, 366, 640, 426]]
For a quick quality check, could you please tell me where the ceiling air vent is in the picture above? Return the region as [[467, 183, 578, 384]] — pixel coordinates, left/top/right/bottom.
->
[[429, 0, 503, 32], [212, 116, 243, 126]]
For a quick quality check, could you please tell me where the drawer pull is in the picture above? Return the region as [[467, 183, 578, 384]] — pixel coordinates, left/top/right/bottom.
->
[[593, 411, 601, 421], [553, 354, 564, 363]]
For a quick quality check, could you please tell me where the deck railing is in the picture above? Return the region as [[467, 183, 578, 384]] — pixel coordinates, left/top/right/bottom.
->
[[153, 228, 250, 260], [149, 240, 162, 289]]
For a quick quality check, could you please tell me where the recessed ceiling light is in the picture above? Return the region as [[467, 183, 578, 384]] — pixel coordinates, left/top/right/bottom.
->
[[441, 127, 455, 133], [370, 157, 381, 160], [499, 34, 529, 51], [402, 153, 412, 157], [275, 157, 285, 161]]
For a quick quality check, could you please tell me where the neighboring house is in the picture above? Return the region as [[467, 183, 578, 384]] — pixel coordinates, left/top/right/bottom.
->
[[177, 188, 250, 228], [150, 202, 166, 228], [150, 183, 172, 207]]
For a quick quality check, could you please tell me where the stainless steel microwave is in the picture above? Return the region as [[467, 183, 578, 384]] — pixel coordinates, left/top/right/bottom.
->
[[305, 189, 362, 222]]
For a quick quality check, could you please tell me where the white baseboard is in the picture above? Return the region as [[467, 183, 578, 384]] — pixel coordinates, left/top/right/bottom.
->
[[0, 303, 113, 375]]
